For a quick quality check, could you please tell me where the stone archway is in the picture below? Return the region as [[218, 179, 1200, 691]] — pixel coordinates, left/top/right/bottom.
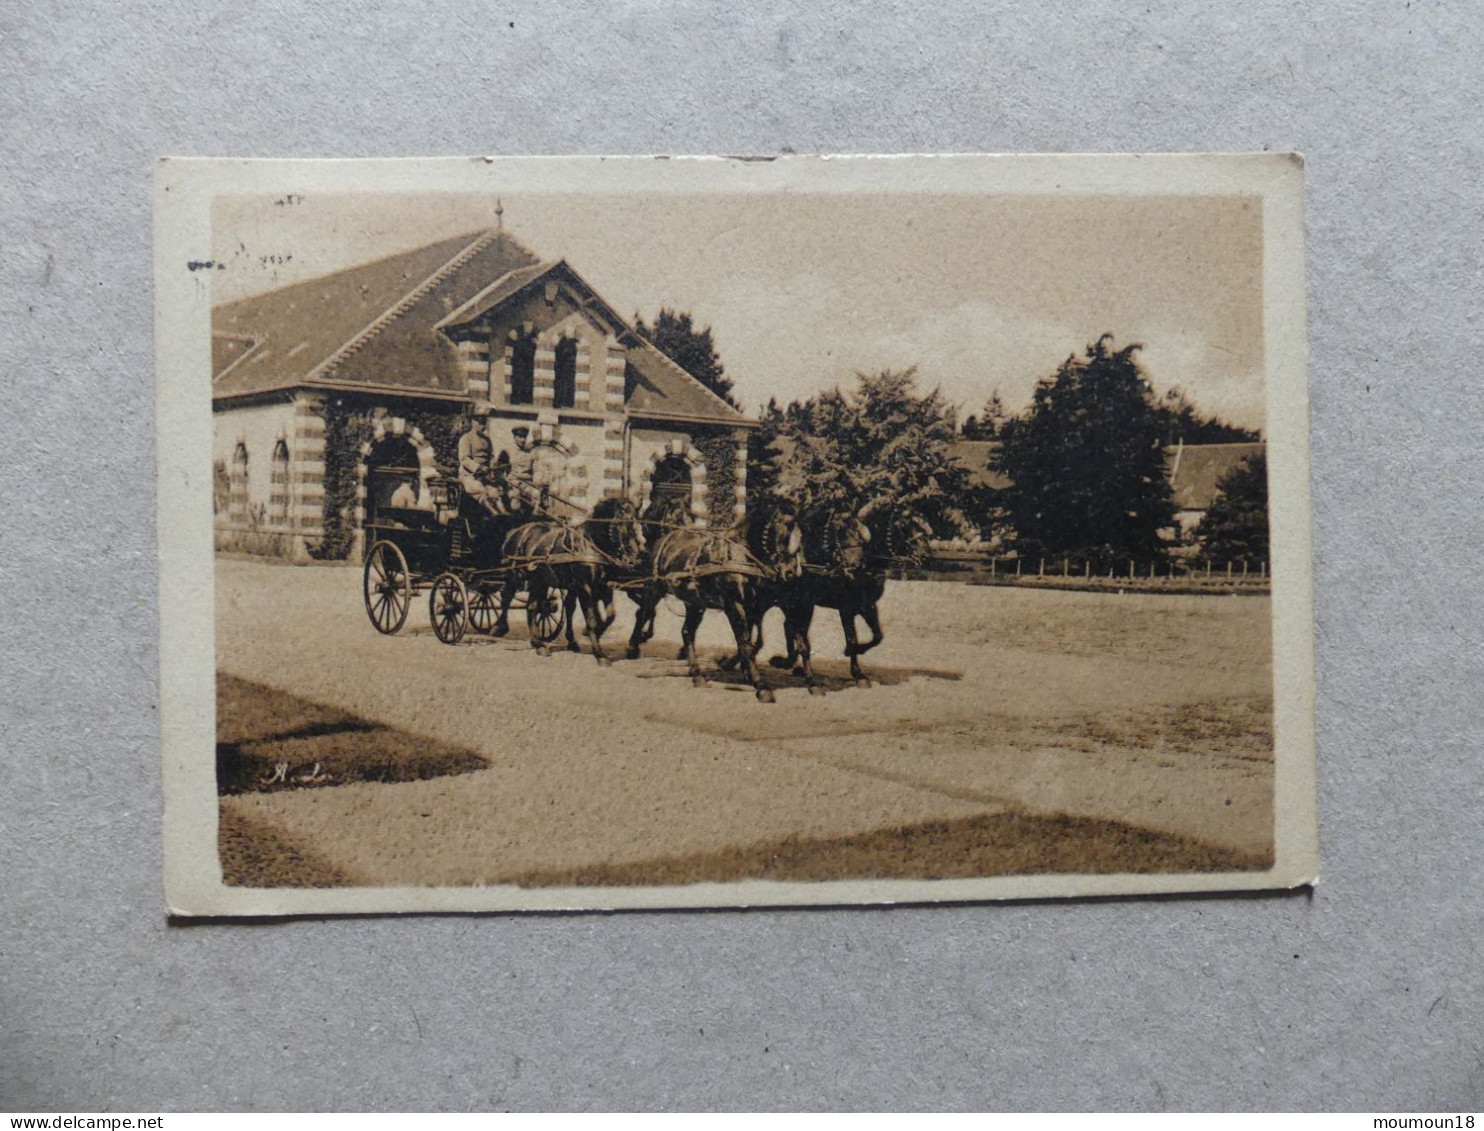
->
[[353, 416, 439, 555], [635, 438, 710, 526]]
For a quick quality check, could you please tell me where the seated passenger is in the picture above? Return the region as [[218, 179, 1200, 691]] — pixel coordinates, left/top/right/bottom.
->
[[457, 406, 507, 518], [388, 478, 419, 509]]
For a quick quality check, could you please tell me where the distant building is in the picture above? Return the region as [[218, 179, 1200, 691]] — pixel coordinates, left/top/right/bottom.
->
[[211, 227, 752, 560], [947, 438, 1265, 538], [1166, 441, 1265, 535]]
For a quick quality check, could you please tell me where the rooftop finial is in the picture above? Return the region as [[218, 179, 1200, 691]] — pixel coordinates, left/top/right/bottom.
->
[[494, 198, 504, 232]]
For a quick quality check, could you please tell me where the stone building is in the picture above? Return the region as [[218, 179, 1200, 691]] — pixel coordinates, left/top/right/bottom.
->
[[211, 227, 753, 560]]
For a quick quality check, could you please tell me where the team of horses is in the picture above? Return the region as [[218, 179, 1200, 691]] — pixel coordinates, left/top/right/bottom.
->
[[484, 490, 932, 701]]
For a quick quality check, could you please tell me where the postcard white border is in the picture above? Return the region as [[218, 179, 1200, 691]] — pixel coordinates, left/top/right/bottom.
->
[[157, 154, 1316, 916]]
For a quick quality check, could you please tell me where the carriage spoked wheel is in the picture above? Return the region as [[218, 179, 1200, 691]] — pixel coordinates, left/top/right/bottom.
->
[[429, 572, 470, 646], [363, 540, 412, 635], [526, 588, 566, 645], [467, 587, 499, 635]]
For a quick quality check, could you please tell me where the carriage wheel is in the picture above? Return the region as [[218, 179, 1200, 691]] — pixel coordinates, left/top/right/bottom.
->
[[429, 572, 469, 645], [468, 587, 498, 634], [363, 540, 412, 635], [527, 587, 566, 644]]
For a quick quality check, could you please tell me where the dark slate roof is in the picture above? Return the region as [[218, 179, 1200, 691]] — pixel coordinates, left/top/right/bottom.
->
[[624, 339, 748, 425], [211, 230, 540, 400], [1168, 442, 1265, 512], [211, 230, 750, 427], [434, 260, 560, 330]]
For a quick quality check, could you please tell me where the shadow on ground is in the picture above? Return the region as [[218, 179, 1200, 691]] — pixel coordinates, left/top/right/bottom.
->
[[216, 674, 488, 795]]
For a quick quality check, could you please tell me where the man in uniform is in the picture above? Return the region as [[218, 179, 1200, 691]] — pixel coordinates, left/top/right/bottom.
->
[[457, 405, 507, 518], [513, 424, 573, 515]]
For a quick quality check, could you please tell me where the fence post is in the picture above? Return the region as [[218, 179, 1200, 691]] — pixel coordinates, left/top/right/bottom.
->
[[1227, 561, 1233, 579], [1242, 561, 1249, 579], [1016, 557, 1022, 577], [1039, 558, 1045, 577], [1062, 558, 1068, 577], [1206, 560, 1212, 579], [1260, 561, 1266, 580]]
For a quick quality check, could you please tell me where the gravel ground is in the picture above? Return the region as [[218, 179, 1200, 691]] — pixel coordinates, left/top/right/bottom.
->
[[214, 557, 1275, 886]]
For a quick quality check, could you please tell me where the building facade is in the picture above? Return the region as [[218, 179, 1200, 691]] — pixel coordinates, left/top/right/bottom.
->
[[211, 228, 753, 560]]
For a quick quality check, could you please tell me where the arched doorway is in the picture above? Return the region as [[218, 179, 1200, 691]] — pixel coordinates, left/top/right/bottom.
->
[[651, 454, 693, 512], [637, 441, 711, 525], [365, 435, 424, 521]]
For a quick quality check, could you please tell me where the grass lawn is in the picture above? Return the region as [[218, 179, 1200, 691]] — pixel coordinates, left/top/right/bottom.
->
[[505, 811, 1272, 888], [216, 674, 488, 795]]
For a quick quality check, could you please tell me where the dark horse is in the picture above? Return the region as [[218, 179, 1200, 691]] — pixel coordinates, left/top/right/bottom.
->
[[625, 492, 801, 702], [757, 499, 933, 691], [494, 497, 645, 665]]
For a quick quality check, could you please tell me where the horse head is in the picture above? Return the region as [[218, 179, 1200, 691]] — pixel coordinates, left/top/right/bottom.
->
[[799, 504, 870, 574], [879, 508, 934, 567], [747, 494, 804, 581], [589, 496, 645, 568], [641, 491, 689, 548]]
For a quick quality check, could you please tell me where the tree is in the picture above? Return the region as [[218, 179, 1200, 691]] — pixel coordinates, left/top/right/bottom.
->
[[747, 396, 786, 508], [962, 390, 1009, 440], [1156, 386, 1260, 446], [770, 368, 968, 535], [1197, 452, 1269, 567], [994, 334, 1176, 565], [634, 308, 739, 409]]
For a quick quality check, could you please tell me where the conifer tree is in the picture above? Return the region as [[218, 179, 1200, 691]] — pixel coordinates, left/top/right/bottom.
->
[[995, 334, 1176, 565], [1197, 452, 1269, 567], [634, 308, 739, 409]]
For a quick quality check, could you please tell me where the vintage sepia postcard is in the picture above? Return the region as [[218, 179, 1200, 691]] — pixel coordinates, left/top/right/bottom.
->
[[156, 154, 1316, 915]]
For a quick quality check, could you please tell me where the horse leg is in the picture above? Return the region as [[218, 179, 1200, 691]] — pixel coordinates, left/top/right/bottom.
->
[[772, 602, 807, 671], [564, 585, 581, 653], [676, 588, 693, 661], [840, 607, 870, 687], [598, 583, 617, 633], [625, 588, 651, 659], [716, 592, 754, 672], [724, 589, 773, 703], [579, 586, 611, 666], [529, 583, 551, 654], [681, 602, 706, 686], [493, 575, 517, 636], [857, 600, 884, 656], [790, 606, 823, 695]]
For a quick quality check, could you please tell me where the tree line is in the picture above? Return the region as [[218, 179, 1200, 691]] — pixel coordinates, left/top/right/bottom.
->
[[637, 311, 1268, 568]]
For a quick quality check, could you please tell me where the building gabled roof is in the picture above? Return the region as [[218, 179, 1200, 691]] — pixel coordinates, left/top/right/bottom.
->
[[211, 230, 541, 400], [623, 338, 748, 425], [1168, 442, 1265, 512], [211, 228, 751, 427]]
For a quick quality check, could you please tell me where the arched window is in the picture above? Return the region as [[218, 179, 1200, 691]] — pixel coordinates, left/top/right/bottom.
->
[[553, 337, 578, 409], [366, 435, 422, 519], [212, 460, 230, 516], [509, 334, 536, 405], [652, 454, 693, 508], [270, 440, 291, 526], [230, 443, 249, 524]]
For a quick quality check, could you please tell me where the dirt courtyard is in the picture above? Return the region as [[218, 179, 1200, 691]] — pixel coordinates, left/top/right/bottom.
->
[[214, 557, 1276, 888]]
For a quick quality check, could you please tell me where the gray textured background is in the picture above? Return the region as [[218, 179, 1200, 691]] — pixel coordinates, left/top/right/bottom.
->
[[2, 0, 1480, 1112]]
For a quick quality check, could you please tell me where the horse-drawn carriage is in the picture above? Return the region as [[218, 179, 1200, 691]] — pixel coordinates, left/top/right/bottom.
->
[[361, 476, 566, 647], [361, 461, 932, 698]]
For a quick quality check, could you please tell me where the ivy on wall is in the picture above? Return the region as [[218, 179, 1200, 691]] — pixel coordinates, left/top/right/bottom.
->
[[311, 397, 468, 561], [694, 429, 737, 522], [312, 399, 375, 561]]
